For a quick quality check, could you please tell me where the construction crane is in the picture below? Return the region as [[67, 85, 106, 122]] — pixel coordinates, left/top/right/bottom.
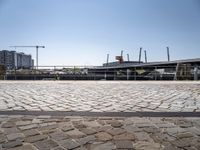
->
[[10, 45, 45, 69]]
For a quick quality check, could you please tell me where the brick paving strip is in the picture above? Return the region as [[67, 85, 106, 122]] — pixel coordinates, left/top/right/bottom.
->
[[0, 115, 200, 150], [0, 111, 200, 117]]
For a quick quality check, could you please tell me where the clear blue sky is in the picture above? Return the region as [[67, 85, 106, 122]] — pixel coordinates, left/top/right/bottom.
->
[[0, 0, 200, 66]]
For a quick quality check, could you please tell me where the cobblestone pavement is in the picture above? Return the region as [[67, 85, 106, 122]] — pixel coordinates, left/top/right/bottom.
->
[[0, 115, 200, 150], [0, 116, 200, 150], [0, 81, 200, 112], [0, 81, 200, 150]]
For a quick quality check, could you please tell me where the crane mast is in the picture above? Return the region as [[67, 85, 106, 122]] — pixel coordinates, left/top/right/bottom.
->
[[9, 45, 45, 69]]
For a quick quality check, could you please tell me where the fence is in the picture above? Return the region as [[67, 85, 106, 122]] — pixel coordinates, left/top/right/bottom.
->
[[1, 65, 200, 80]]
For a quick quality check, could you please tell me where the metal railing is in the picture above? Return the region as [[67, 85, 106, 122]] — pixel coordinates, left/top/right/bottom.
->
[[1, 65, 200, 80]]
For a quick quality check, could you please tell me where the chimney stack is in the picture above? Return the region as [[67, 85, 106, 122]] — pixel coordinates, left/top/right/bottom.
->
[[121, 50, 123, 58], [167, 47, 170, 61], [106, 54, 109, 65], [139, 47, 142, 63], [144, 50, 147, 63], [127, 54, 130, 61]]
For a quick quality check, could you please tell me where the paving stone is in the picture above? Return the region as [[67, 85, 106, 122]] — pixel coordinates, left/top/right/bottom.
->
[[1, 122, 15, 128], [52, 147, 66, 150], [124, 125, 142, 133], [161, 142, 173, 148], [66, 129, 85, 138], [7, 118, 21, 122], [151, 132, 176, 143], [187, 127, 200, 136], [133, 141, 161, 150], [96, 120, 106, 125], [16, 121, 32, 126], [143, 127, 160, 133], [3, 128, 20, 134], [38, 124, 58, 131], [61, 125, 74, 132], [164, 127, 187, 135], [6, 144, 37, 150], [25, 134, 47, 143], [23, 129, 40, 137], [80, 128, 97, 135], [124, 118, 135, 125], [91, 142, 115, 150], [115, 140, 134, 149], [171, 139, 192, 148], [7, 133, 25, 141], [18, 124, 38, 131], [59, 139, 81, 149], [34, 139, 58, 150], [155, 123, 175, 128], [72, 121, 86, 129], [92, 125, 112, 132], [21, 116, 35, 121], [39, 122, 57, 127], [0, 134, 6, 144], [163, 145, 182, 150], [77, 135, 96, 145], [32, 119, 43, 124], [83, 121, 101, 127], [183, 147, 199, 150], [43, 119, 61, 123], [95, 132, 112, 141], [135, 123, 154, 128], [134, 132, 151, 141], [73, 147, 87, 150], [177, 132, 195, 139], [179, 122, 193, 128], [106, 120, 123, 128], [2, 140, 22, 149], [113, 133, 135, 141], [193, 143, 200, 150], [50, 131, 69, 141], [41, 128, 57, 134], [107, 128, 126, 136]]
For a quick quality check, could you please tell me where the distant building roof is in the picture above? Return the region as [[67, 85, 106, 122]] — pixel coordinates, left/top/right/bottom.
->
[[93, 58, 200, 70], [103, 61, 142, 67]]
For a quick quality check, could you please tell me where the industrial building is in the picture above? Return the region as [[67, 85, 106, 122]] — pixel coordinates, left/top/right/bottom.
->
[[88, 48, 200, 80], [0, 50, 34, 69]]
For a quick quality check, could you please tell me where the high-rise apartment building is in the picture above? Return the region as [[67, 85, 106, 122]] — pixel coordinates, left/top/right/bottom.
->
[[0, 50, 34, 69], [0, 50, 15, 69]]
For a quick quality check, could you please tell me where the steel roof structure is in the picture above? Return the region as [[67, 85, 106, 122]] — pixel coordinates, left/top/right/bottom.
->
[[92, 58, 200, 70]]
